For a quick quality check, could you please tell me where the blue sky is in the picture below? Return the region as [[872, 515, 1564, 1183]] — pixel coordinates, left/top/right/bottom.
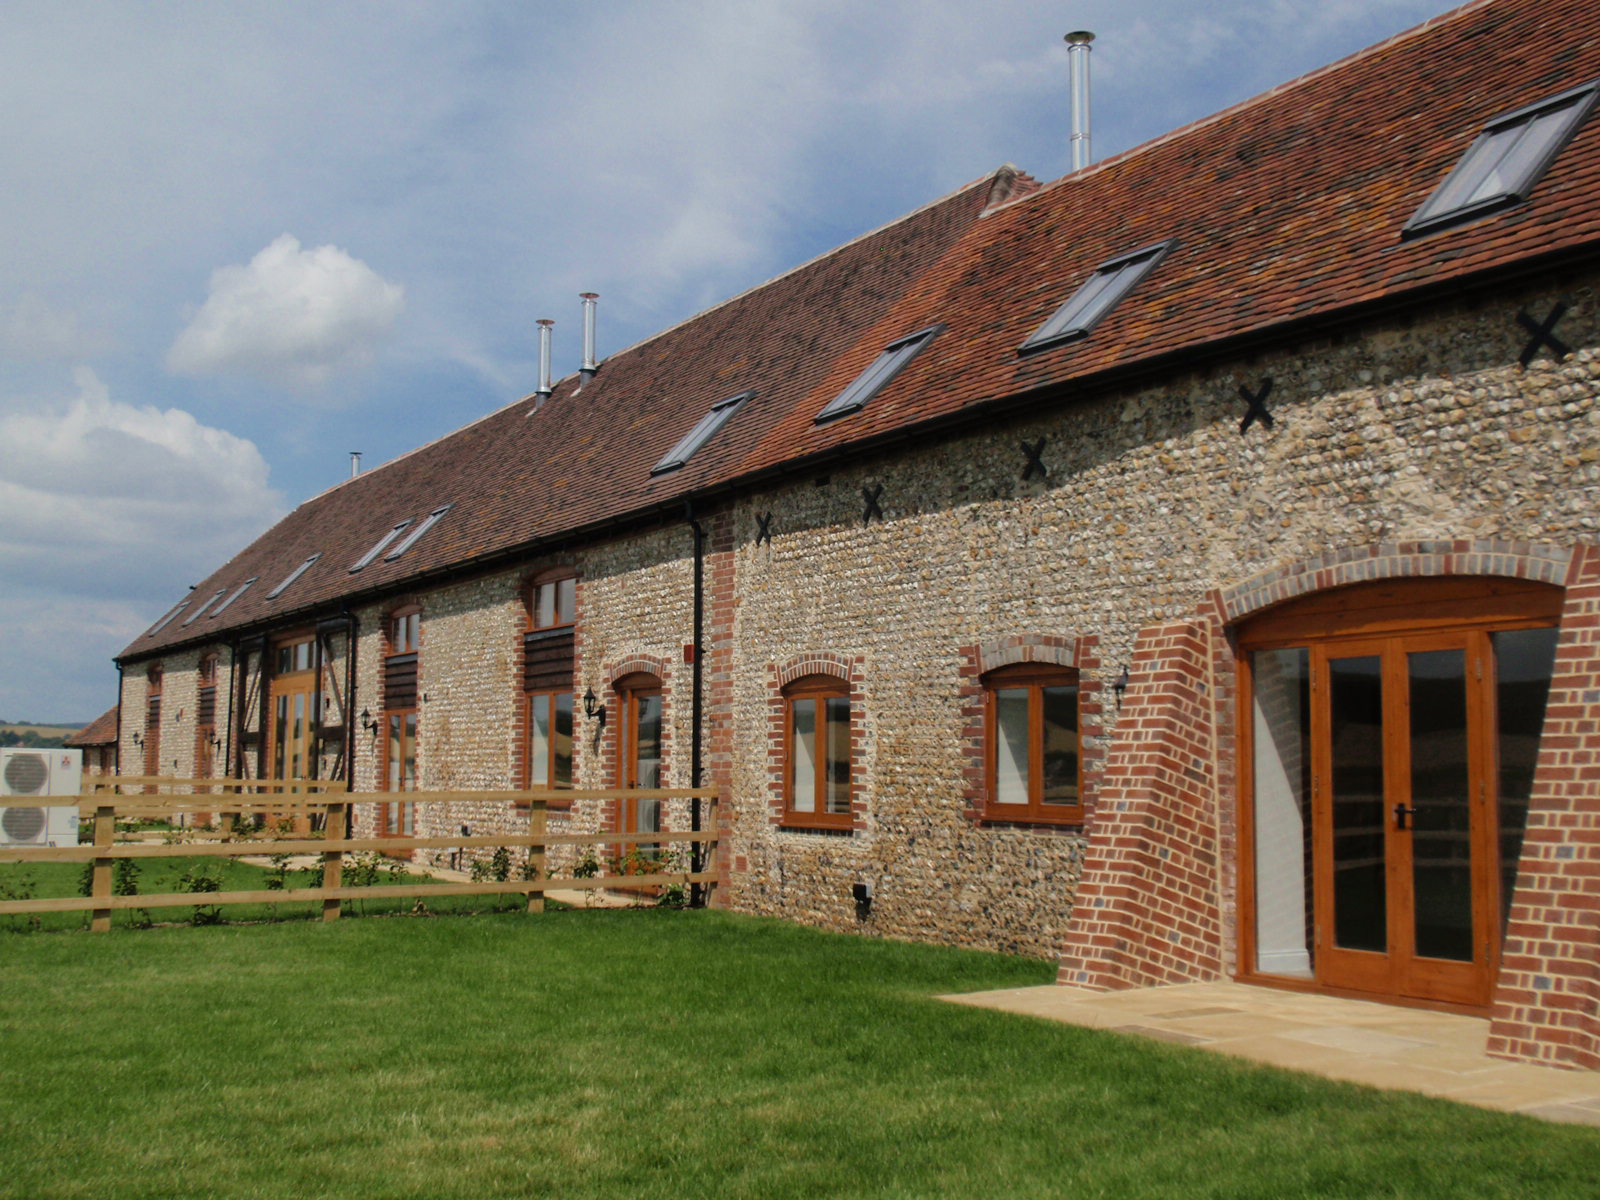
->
[[0, 0, 1451, 723]]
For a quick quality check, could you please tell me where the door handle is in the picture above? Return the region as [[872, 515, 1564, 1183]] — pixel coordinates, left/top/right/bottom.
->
[[1394, 803, 1416, 831]]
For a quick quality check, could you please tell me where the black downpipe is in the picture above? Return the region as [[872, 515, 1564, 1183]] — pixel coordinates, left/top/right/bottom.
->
[[340, 607, 359, 843], [114, 662, 125, 777], [684, 501, 706, 908]]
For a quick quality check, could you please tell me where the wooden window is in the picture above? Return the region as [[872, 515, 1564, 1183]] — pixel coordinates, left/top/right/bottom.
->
[[524, 576, 576, 799], [983, 663, 1081, 824], [526, 691, 574, 790], [389, 609, 421, 655], [143, 664, 163, 782], [380, 608, 420, 844], [195, 654, 218, 780], [782, 675, 852, 829], [530, 576, 576, 631]]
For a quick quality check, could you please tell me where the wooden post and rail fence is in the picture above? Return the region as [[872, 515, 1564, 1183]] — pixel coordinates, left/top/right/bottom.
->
[[0, 775, 721, 931]]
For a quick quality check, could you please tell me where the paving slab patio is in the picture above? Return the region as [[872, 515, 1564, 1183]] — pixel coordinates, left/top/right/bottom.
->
[[939, 980, 1600, 1126]]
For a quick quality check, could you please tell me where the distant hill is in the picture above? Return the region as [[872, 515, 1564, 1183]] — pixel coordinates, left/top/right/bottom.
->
[[0, 722, 85, 749]]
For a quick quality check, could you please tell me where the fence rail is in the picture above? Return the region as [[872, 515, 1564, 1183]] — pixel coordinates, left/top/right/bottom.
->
[[0, 781, 720, 930]]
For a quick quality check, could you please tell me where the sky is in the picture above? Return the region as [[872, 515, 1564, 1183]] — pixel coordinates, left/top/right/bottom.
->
[[0, 0, 1453, 724]]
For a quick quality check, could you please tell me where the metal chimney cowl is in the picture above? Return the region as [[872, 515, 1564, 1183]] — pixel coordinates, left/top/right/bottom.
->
[[1065, 30, 1094, 172], [535, 318, 554, 405], [580, 292, 598, 383]]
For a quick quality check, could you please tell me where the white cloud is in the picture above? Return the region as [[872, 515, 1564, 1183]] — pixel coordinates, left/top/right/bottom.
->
[[167, 234, 404, 391], [0, 368, 286, 717]]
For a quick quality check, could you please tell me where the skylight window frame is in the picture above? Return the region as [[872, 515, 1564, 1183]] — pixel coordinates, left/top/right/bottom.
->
[[350, 519, 414, 573], [651, 390, 755, 475], [384, 504, 453, 563], [1403, 79, 1600, 239], [181, 589, 227, 627], [266, 554, 321, 601], [813, 324, 943, 425], [1019, 240, 1175, 354], [210, 577, 257, 618], [145, 600, 189, 638]]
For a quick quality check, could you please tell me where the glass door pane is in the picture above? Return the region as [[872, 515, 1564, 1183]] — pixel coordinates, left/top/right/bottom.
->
[[1251, 648, 1312, 977], [1492, 627, 1559, 936], [1407, 649, 1473, 962], [1328, 655, 1387, 954]]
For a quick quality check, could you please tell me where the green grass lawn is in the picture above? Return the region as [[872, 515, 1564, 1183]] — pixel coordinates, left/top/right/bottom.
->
[[2, 911, 1597, 1200]]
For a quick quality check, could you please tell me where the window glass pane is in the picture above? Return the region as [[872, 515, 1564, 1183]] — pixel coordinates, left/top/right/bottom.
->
[[553, 692, 574, 787], [556, 578, 576, 625], [634, 694, 662, 790], [1407, 648, 1473, 963], [825, 695, 851, 815], [1426, 122, 1523, 217], [1251, 648, 1312, 978], [528, 693, 550, 786], [994, 688, 1030, 804], [403, 712, 417, 792], [1040, 684, 1079, 806], [790, 697, 817, 813], [535, 583, 554, 628], [1492, 627, 1558, 937], [1329, 655, 1387, 954], [388, 714, 402, 792]]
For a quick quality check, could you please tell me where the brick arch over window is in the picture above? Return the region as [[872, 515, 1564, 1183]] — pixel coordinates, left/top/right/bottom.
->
[[1217, 539, 1572, 625], [607, 654, 670, 688], [776, 651, 853, 688], [974, 634, 1079, 676]]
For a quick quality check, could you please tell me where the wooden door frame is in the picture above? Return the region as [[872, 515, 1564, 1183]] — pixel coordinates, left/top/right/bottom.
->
[[1235, 576, 1562, 1011], [612, 672, 664, 871]]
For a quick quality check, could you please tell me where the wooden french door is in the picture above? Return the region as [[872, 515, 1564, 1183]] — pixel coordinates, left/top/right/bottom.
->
[[1313, 632, 1493, 1005], [267, 635, 317, 834], [1240, 577, 1562, 1009], [615, 675, 663, 863]]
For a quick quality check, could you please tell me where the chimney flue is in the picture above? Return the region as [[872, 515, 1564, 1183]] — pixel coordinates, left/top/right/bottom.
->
[[535, 319, 554, 404], [580, 292, 598, 382], [1065, 30, 1094, 172], [350, 451, 362, 478]]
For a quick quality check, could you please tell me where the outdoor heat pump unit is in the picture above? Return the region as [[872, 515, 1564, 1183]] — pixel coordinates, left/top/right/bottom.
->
[[0, 747, 83, 847]]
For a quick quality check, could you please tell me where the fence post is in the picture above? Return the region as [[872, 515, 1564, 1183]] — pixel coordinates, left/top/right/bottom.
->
[[527, 799, 547, 914], [321, 801, 345, 923], [90, 803, 115, 933]]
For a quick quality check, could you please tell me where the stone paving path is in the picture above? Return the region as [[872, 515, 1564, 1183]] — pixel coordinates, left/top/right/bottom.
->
[[940, 980, 1600, 1126]]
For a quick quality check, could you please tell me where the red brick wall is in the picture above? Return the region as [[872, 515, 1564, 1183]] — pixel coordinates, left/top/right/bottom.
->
[[1489, 542, 1600, 1069], [1056, 617, 1224, 989]]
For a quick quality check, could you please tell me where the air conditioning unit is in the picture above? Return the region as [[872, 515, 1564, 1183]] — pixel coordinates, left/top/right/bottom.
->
[[0, 747, 82, 847]]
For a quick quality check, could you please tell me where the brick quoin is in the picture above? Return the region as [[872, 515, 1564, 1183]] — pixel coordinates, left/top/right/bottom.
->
[[1056, 616, 1223, 990], [1489, 542, 1600, 1069]]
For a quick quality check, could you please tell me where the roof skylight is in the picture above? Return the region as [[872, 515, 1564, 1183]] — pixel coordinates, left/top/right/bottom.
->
[[1405, 80, 1599, 237], [266, 554, 321, 600], [652, 391, 754, 474], [210, 577, 257, 618], [182, 589, 226, 627], [814, 326, 941, 424], [384, 505, 453, 562], [1020, 241, 1173, 353], [350, 519, 413, 573], [145, 600, 189, 637]]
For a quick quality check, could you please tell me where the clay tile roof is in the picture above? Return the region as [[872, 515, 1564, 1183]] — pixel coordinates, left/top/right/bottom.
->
[[65, 706, 119, 748], [736, 0, 1600, 469], [125, 0, 1600, 660]]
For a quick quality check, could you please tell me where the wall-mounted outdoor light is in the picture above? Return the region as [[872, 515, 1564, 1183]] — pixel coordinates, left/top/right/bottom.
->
[[1112, 666, 1130, 711], [360, 708, 378, 736], [583, 687, 606, 725], [130, 730, 144, 748], [208, 732, 223, 750]]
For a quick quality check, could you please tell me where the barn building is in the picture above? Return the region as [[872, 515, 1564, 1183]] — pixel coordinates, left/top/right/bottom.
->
[[117, 0, 1600, 1068]]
